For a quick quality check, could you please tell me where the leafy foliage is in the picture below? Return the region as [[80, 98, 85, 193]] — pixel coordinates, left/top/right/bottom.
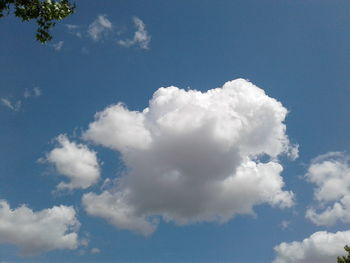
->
[[338, 245, 350, 263], [0, 0, 74, 42]]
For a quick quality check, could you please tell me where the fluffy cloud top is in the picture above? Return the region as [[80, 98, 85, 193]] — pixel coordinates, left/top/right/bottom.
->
[[88, 15, 113, 41], [82, 79, 296, 235], [273, 230, 350, 263], [0, 200, 80, 256], [45, 135, 100, 190], [305, 152, 350, 226], [118, 17, 151, 49]]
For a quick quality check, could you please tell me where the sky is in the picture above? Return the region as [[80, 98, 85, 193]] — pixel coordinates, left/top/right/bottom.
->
[[1, 0, 350, 262]]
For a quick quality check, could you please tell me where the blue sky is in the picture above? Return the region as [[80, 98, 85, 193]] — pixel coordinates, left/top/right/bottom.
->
[[1, 0, 350, 262]]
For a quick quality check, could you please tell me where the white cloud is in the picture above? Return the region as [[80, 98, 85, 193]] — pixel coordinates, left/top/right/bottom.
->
[[305, 152, 350, 226], [273, 230, 350, 263], [45, 135, 100, 190], [52, 41, 64, 51], [0, 200, 80, 256], [66, 24, 79, 30], [2, 88, 41, 112], [83, 191, 157, 236], [0, 98, 21, 111], [88, 15, 113, 41], [24, 87, 41, 99], [90, 247, 101, 254], [33, 87, 41, 97], [66, 24, 82, 38], [82, 79, 296, 235], [280, 220, 291, 230], [118, 17, 151, 49]]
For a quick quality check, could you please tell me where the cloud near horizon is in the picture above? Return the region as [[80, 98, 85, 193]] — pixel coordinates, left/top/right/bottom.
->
[[82, 79, 297, 235]]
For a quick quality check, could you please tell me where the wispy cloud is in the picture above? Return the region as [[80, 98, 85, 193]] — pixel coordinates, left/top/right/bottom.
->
[[88, 15, 113, 41], [1, 98, 21, 111], [24, 87, 42, 99], [66, 24, 79, 30], [279, 220, 291, 230], [1, 87, 41, 112], [52, 41, 64, 51], [66, 24, 82, 38], [63, 15, 151, 51], [118, 17, 151, 49], [90, 248, 100, 254]]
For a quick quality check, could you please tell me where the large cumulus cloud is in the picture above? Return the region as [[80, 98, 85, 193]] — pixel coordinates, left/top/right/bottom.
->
[[305, 152, 350, 226], [82, 79, 296, 235], [0, 200, 80, 256], [273, 230, 350, 263]]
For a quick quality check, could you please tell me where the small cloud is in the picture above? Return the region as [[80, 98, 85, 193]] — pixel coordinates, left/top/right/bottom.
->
[[24, 87, 41, 99], [66, 24, 82, 38], [76, 232, 90, 255], [88, 15, 113, 41], [2, 87, 41, 112], [63, 15, 150, 51], [118, 16, 151, 49], [66, 24, 79, 30], [23, 90, 30, 98], [80, 238, 89, 247], [100, 178, 113, 191], [1, 98, 21, 112], [274, 230, 350, 263], [91, 248, 100, 254], [279, 220, 290, 230], [33, 87, 41, 97], [0, 200, 80, 256], [287, 144, 299, 160], [43, 134, 101, 191], [81, 46, 89, 55], [52, 41, 64, 51], [305, 152, 350, 226]]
